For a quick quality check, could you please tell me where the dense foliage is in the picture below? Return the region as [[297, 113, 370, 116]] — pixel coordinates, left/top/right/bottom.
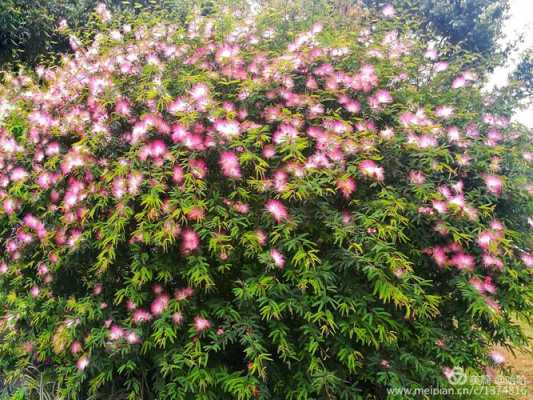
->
[[0, 0, 201, 68], [0, 3, 532, 399], [361, 0, 510, 62]]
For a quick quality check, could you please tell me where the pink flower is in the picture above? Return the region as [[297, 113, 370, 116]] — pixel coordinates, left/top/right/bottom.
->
[[2, 198, 20, 215], [132, 309, 152, 324], [382, 4, 395, 17], [483, 277, 497, 294], [189, 159, 207, 179], [256, 229, 268, 246], [181, 229, 200, 254], [484, 175, 502, 195], [409, 171, 426, 185], [477, 231, 492, 249], [172, 312, 184, 325], [375, 89, 392, 104], [30, 286, 40, 298], [190, 83, 209, 100], [76, 355, 90, 371], [214, 119, 240, 139], [265, 199, 288, 223], [336, 177, 356, 198], [452, 76, 466, 89], [435, 105, 454, 119], [172, 165, 184, 184], [470, 278, 485, 293], [432, 200, 448, 214], [359, 160, 384, 181], [219, 151, 241, 179], [521, 253, 533, 268], [115, 98, 131, 116], [443, 367, 454, 380], [70, 341, 82, 354], [126, 331, 141, 344], [434, 61, 449, 72], [149, 139, 167, 158], [262, 145, 276, 159], [489, 350, 505, 365], [109, 325, 124, 340], [175, 287, 194, 300], [150, 294, 169, 315], [193, 316, 211, 332], [450, 252, 475, 271], [270, 249, 285, 268]]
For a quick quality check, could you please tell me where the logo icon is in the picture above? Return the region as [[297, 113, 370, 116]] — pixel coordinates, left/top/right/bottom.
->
[[448, 367, 467, 385]]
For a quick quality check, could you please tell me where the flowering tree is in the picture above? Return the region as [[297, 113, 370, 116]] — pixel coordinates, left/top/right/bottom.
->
[[0, 2, 531, 399]]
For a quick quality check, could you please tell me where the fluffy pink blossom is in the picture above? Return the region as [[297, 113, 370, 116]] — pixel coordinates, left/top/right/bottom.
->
[[382, 4, 395, 17], [270, 249, 285, 268], [181, 229, 200, 254], [109, 325, 124, 340], [450, 252, 475, 271], [489, 350, 505, 365], [521, 253, 533, 268], [484, 175, 503, 195], [219, 151, 241, 179], [336, 177, 356, 198], [172, 312, 184, 325], [214, 119, 240, 139], [126, 331, 141, 344], [150, 294, 169, 315], [359, 160, 384, 181], [76, 355, 90, 371], [132, 309, 152, 324], [408, 171, 426, 185], [70, 341, 82, 354], [265, 199, 289, 222], [193, 316, 211, 332]]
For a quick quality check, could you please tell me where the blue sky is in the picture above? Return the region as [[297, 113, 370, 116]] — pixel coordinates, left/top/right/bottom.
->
[[487, 0, 533, 127]]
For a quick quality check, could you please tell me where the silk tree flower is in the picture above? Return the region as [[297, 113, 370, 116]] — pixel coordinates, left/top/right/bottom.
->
[[484, 175, 503, 195], [109, 325, 124, 340], [193, 316, 211, 332], [521, 253, 533, 268], [189, 159, 207, 179], [2, 198, 20, 215], [265, 199, 288, 222], [408, 170, 426, 185], [482, 254, 503, 270], [435, 105, 454, 119], [126, 331, 141, 344], [270, 249, 285, 268], [172, 312, 184, 325], [70, 341, 82, 354], [175, 287, 194, 301], [181, 229, 200, 254], [219, 151, 241, 179], [477, 230, 496, 250], [132, 309, 152, 324], [255, 229, 268, 246], [336, 177, 356, 198], [489, 350, 505, 365], [469, 278, 485, 293], [150, 294, 169, 315], [76, 355, 90, 371], [450, 252, 475, 271], [214, 119, 240, 139], [359, 160, 384, 181]]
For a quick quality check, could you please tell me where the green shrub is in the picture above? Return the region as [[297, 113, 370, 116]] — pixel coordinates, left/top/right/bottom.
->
[[0, 3, 531, 399]]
